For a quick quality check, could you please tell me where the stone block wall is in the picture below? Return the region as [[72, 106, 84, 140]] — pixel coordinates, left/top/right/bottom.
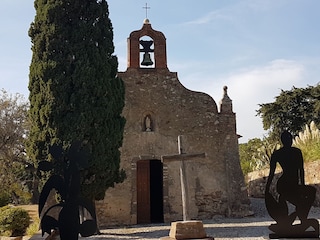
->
[[95, 68, 251, 227], [247, 160, 320, 206]]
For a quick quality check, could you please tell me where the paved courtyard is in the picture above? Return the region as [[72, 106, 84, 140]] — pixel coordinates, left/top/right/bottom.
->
[[30, 198, 320, 240]]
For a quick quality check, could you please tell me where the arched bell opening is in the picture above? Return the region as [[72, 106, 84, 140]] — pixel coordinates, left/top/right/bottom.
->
[[139, 36, 155, 68]]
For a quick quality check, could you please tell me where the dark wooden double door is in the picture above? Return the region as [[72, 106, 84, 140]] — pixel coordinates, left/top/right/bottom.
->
[[137, 160, 164, 224]]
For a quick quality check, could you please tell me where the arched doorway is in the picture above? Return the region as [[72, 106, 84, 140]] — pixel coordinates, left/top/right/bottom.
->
[[136, 159, 164, 224]]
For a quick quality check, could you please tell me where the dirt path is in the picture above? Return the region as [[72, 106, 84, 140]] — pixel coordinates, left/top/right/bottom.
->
[[19, 205, 38, 220]]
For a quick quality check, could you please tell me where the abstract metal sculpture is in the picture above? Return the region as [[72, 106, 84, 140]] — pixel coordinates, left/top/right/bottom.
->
[[265, 131, 319, 238], [37, 141, 97, 239]]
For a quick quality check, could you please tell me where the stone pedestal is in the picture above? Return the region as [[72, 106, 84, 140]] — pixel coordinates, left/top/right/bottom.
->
[[160, 220, 214, 240]]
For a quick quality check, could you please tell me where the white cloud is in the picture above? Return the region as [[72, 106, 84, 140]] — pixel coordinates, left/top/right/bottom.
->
[[181, 0, 287, 28], [184, 10, 232, 25], [177, 59, 306, 142], [227, 59, 305, 102], [225, 59, 305, 141], [246, 0, 287, 12]]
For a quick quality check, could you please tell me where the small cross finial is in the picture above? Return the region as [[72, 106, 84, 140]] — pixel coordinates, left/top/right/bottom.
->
[[143, 3, 150, 19]]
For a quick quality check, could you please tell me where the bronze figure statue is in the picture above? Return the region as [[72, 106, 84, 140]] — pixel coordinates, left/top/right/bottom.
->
[[265, 130, 318, 238]]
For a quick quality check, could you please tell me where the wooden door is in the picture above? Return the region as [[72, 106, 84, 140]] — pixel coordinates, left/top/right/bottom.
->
[[137, 160, 150, 224], [150, 160, 164, 223]]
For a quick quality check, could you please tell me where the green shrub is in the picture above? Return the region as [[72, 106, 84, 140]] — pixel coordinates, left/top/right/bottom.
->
[[293, 121, 320, 162], [0, 192, 10, 207], [26, 217, 39, 236], [0, 206, 31, 236]]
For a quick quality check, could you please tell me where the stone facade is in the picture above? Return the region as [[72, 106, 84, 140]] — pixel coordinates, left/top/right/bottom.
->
[[95, 19, 251, 227]]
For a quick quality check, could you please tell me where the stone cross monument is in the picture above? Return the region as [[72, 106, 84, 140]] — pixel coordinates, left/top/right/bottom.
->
[[161, 135, 214, 240], [162, 135, 205, 221]]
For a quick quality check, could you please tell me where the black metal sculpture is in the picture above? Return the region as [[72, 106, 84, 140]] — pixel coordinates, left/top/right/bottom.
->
[[38, 141, 97, 239], [265, 131, 319, 238]]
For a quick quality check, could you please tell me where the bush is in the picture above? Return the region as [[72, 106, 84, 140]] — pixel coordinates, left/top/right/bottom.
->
[[0, 206, 31, 236], [26, 217, 40, 236], [0, 192, 10, 207], [293, 121, 320, 162]]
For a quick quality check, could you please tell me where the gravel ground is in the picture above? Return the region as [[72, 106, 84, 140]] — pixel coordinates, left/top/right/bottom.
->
[[30, 198, 320, 240]]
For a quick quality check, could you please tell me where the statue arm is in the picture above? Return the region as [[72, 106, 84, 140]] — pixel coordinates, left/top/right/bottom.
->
[[298, 150, 305, 185], [266, 154, 276, 193]]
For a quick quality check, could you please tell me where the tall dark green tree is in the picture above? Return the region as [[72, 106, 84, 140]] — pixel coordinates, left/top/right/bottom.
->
[[28, 0, 125, 200], [257, 85, 320, 140]]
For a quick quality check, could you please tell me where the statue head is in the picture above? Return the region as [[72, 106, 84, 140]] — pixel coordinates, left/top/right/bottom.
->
[[280, 130, 293, 147]]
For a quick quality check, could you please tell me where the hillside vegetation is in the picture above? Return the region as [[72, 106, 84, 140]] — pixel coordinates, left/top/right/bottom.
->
[[240, 121, 320, 175]]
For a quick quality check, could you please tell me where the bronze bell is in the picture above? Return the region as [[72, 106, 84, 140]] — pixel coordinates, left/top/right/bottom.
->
[[141, 52, 153, 66]]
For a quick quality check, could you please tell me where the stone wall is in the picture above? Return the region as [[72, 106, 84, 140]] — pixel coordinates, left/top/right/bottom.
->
[[95, 68, 251, 227], [247, 160, 320, 206]]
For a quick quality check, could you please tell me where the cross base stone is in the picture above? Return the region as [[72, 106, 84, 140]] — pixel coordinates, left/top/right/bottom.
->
[[160, 220, 214, 240], [160, 237, 214, 240]]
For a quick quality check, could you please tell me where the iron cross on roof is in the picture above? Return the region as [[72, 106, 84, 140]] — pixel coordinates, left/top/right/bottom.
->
[[161, 135, 206, 221], [143, 3, 150, 19]]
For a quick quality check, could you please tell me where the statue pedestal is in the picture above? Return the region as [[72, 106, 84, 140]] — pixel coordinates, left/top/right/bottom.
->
[[269, 218, 320, 239], [160, 220, 214, 240]]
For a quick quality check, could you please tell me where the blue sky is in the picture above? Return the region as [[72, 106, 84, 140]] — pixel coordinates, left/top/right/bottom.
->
[[1, 1, 320, 142]]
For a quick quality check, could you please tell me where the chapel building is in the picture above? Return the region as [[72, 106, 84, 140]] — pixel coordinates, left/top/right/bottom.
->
[[95, 19, 251, 226]]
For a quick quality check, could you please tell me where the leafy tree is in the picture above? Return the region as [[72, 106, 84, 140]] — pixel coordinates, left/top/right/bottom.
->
[[257, 85, 320, 140], [0, 90, 32, 203], [252, 137, 280, 170], [239, 138, 264, 175], [28, 0, 125, 200], [239, 137, 280, 174]]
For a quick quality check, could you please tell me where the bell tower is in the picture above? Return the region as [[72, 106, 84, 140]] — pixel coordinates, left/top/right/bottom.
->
[[127, 19, 168, 69]]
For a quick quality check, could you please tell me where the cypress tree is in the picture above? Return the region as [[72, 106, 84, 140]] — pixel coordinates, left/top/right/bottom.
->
[[28, 0, 125, 200]]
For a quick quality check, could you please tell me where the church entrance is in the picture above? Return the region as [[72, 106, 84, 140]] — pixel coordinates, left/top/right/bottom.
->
[[136, 159, 164, 224]]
